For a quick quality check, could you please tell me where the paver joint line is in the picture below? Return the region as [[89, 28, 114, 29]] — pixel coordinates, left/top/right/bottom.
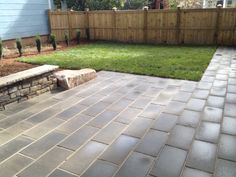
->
[[0, 47, 235, 177]]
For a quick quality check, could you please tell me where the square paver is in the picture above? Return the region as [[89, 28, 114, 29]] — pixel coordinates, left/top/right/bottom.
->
[[186, 140, 217, 173], [224, 103, 236, 118], [60, 141, 107, 175], [152, 113, 178, 132], [99, 135, 139, 165], [139, 104, 163, 119], [196, 122, 220, 143], [210, 87, 226, 97], [180, 83, 196, 92], [207, 96, 225, 108], [182, 168, 213, 177], [202, 106, 223, 123], [164, 101, 186, 115], [213, 80, 227, 88], [193, 89, 209, 100], [153, 92, 172, 105], [114, 152, 153, 177], [186, 99, 206, 112], [135, 129, 168, 157], [228, 78, 236, 85], [124, 117, 153, 138], [178, 110, 201, 128], [197, 82, 212, 90], [93, 122, 127, 144], [218, 134, 236, 162], [167, 125, 195, 150], [222, 117, 236, 135], [228, 85, 236, 93], [173, 91, 192, 102], [150, 146, 187, 177], [81, 160, 118, 177], [115, 107, 141, 124], [226, 93, 236, 104], [215, 159, 236, 177]]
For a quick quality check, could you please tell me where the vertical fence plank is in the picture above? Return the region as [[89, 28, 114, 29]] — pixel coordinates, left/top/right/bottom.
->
[[49, 9, 236, 45]]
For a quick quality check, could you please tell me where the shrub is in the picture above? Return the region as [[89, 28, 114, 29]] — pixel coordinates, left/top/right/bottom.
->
[[76, 30, 81, 44], [49, 34, 57, 50], [16, 38, 23, 57], [64, 31, 69, 46], [35, 35, 41, 53], [0, 38, 2, 59], [86, 28, 90, 41]]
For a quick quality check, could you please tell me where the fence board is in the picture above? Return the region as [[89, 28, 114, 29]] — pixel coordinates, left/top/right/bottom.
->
[[49, 8, 236, 45]]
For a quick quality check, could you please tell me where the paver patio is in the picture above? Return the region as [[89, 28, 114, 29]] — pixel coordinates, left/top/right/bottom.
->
[[0, 47, 235, 177]]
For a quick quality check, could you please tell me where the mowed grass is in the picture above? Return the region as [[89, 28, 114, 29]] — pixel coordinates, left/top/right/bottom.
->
[[19, 42, 216, 81]]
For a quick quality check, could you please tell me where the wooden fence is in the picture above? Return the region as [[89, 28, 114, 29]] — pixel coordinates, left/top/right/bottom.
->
[[48, 7, 236, 45]]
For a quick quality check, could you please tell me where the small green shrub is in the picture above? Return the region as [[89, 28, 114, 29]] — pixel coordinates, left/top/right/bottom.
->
[[86, 28, 90, 41], [16, 38, 23, 57], [76, 30, 81, 44], [35, 35, 41, 53], [64, 32, 69, 46], [49, 34, 57, 50], [0, 38, 3, 59]]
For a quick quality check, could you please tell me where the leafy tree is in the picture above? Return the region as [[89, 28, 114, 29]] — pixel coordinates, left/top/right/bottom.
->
[[123, 0, 148, 9]]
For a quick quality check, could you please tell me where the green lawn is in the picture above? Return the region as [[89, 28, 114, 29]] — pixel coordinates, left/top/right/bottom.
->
[[19, 42, 216, 81]]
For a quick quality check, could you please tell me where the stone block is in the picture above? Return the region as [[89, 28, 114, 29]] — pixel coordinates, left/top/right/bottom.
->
[[54, 69, 97, 89], [8, 86, 17, 94]]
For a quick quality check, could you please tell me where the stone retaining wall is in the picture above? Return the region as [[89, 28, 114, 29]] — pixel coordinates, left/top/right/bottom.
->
[[0, 65, 59, 107], [0, 72, 57, 104]]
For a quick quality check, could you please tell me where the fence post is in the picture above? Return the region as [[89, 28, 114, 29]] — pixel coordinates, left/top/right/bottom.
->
[[112, 8, 117, 41], [214, 5, 222, 45], [67, 11, 72, 40], [48, 10, 52, 35], [85, 8, 90, 40], [143, 7, 148, 43], [176, 7, 181, 44]]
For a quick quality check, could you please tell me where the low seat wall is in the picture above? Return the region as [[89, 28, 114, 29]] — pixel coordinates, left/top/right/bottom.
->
[[0, 65, 59, 105]]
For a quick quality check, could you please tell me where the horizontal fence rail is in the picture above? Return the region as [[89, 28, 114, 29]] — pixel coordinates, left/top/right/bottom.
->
[[48, 7, 236, 45]]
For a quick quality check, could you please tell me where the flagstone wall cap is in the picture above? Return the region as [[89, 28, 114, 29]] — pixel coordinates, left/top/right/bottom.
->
[[0, 65, 59, 88]]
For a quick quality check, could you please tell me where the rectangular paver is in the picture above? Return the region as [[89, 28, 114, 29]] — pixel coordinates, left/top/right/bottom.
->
[[150, 146, 187, 177], [81, 160, 118, 177], [135, 129, 168, 157], [114, 152, 153, 177], [99, 135, 139, 165], [186, 140, 217, 173], [167, 125, 195, 150], [20, 130, 67, 159], [93, 122, 127, 144], [0, 135, 33, 162], [123, 117, 153, 138], [59, 125, 99, 151], [152, 113, 178, 132], [196, 122, 220, 144], [0, 154, 32, 177], [218, 134, 236, 162], [60, 141, 107, 175], [139, 104, 164, 119]]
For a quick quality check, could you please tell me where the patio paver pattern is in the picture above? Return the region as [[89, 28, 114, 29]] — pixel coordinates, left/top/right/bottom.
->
[[0, 47, 236, 177]]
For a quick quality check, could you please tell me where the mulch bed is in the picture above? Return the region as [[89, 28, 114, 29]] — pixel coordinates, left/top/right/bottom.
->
[[0, 41, 83, 77]]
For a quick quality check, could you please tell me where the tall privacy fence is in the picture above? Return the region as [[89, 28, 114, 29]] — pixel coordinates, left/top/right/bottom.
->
[[48, 7, 236, 45]]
